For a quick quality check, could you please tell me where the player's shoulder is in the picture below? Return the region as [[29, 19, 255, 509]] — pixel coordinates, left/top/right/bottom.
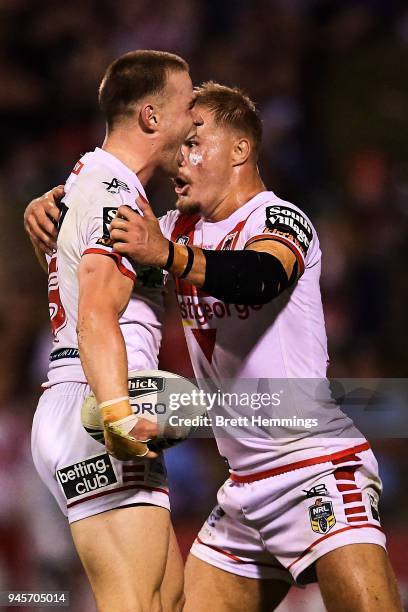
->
[[250, 192, 317, 239], [244, 191, 319, 264], [159, 208, 181, 225], [63, 149, 140, 207], [252, 192, 314, 229], [158, 208, 182, 239]]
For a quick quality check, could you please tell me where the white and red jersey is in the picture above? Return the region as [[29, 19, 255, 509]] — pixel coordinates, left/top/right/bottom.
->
[[160, 191, 366, 474], [46, 147, 165, 386]]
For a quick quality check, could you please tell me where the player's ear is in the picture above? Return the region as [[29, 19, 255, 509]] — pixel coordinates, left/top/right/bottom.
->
[[139, 104, 159, 133], [231, 137, 251, 166]]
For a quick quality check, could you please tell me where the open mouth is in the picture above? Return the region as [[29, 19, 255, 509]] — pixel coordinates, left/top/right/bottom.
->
[[173, 176, 190, 196]]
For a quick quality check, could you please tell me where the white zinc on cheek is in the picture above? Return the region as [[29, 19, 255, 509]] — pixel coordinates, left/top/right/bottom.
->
[[189, 152, 203, 166]]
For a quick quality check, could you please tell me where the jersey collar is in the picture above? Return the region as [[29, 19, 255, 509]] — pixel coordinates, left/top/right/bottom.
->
[[94, 147, 147, 200]]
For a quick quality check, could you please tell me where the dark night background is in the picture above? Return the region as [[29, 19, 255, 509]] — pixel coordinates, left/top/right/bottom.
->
[[0, 1, 407, 609]]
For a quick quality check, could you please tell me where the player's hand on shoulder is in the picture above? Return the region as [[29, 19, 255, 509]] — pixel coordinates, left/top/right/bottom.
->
[[110, 196, 169, 268], [24, 185, 64, 255]]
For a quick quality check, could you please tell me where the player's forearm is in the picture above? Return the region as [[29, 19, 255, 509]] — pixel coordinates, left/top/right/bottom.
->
[[165, 242, 206, 287], [166, 242, 295, 304], [77, 306, 129, 410]]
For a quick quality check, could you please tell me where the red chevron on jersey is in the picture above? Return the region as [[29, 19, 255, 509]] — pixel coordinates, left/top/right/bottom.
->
[[171, 213, 200, 244], [216, 216, 254, 251], [192, 329, 217, 364]]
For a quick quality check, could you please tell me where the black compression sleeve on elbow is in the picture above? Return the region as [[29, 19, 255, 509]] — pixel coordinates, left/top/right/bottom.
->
[[201, 249, 297, 305]]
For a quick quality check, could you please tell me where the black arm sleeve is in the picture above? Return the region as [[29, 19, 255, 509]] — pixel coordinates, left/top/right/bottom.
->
[[201, 249, 297, 305]]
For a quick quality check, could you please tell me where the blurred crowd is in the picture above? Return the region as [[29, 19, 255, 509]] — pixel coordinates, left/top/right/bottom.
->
[[0, 0, 407, 609]]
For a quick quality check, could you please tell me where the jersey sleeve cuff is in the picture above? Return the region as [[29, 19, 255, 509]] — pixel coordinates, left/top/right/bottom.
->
[[244, 234, 305, 275], [82, 248, 136, 282]]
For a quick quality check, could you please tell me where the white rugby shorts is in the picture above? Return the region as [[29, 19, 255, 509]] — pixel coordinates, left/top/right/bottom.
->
[[191, 444, 385, 583], [32, 382, 170, 523]]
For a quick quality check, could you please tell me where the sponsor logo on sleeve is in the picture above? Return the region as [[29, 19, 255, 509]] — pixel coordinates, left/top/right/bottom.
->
[[56, 453, 118, 500], [96, 206, 117, 247], [309, 498, 336, 534], [265, 205, 313, 257], [102, 178, 131, 194]]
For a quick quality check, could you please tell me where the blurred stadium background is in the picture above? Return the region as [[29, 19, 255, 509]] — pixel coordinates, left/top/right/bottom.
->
[[1, 0, 407, 609]]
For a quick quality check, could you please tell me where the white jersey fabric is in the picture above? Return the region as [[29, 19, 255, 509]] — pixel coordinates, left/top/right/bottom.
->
[[160, 191, 326, 381], [46, 147, 164, 386], [160, 192, 367, 476]]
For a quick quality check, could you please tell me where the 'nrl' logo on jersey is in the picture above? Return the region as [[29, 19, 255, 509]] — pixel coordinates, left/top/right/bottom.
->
[[102, 178, 131, 194]]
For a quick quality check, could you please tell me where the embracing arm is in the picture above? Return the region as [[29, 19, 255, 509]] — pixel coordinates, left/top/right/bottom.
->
[[157, 239, 297, 304], [199, 240, 298, 304], [23, 186, 64, 271], [110, 199, 299, 305]]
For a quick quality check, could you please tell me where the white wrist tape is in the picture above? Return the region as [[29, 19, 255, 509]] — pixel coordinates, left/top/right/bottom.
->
[[110, 414, 144, 437], [105, 413, 151, 442], [99, 396, 129, 410]]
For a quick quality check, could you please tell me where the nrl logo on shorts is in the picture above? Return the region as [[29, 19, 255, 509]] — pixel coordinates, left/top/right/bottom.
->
[[102, 178, 131, 194], [128, 376, 166, 399], [309, 497, 336, 534]]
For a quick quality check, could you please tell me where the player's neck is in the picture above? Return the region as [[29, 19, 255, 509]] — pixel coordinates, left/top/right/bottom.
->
[[101, 131, 158, 186], [204, 167, 266, 222]]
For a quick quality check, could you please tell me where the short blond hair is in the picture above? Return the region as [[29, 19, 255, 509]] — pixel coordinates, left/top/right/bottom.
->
[[195, 81, 262, 157]]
